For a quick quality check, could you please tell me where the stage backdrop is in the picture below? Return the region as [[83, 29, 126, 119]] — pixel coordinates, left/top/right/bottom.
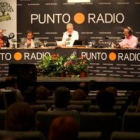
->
[[0, 0, 17, 41], [17, 0, 140, 46]]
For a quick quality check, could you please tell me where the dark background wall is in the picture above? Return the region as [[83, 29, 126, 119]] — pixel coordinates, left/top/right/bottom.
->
[[17, 0, 140, 46]]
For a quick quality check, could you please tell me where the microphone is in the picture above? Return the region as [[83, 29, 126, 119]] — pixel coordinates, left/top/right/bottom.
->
[[68, 34, 72, 38], [105, 36, 109, 40], [8, 33, 15, 39]]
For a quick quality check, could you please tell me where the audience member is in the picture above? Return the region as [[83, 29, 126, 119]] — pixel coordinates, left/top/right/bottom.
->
[[119, 26, 138, 49], [49, 87, 71, 111], [97, 90, 115, 112], [36, 85, 49, 100], [78, 82, 89, 96], [5, 76, 23, 101], [0, 28, 10, 48], [131, 90, 140, 105], [88, 80, 97, 92], [24, 86, 36, 104], [19, 30, 44, 48], [5, 102, 35, 131], [72, 89, 86, 100], [49, 116, 79, 140], [106, 86, 117, 96], [136, 97, 140, 112]]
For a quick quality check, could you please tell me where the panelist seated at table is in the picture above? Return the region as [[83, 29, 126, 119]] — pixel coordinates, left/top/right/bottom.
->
[[61, 23, 79, 47], [19, 30, 44, 48], [0, 28, 10, 48], [119, 26, 138, 49]]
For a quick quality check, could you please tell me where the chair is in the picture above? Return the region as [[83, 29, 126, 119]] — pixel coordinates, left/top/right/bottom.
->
[[88, 105, 122, 116], [86, 96, 97, 104], [111, 131, 140, 140], [67, 105, 84, 112], [0, 130, 44, 140], [36, 110, 79, 134], [0, 92, 6, 110], [30, 104, 47, 114], [69, 100, 92, 111], [0, 90, 18, 109], [0, 110, 7, 130], [79, 112, 120, 132], [122, 112, 140, 132], [36, 100, 55, 108], [127, 106, 137, 112], [78, 131, 102, 140]]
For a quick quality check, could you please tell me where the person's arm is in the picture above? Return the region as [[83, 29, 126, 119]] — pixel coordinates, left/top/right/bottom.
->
[[34, 38, 44, 48], [130, 37, 138, 48], [19, 38, 27, 48]]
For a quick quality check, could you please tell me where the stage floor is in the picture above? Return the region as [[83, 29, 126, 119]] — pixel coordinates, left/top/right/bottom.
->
[[1, 76, 140, 83]]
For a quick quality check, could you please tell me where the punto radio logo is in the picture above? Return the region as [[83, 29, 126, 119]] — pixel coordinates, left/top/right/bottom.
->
[[0, 2, 14, 22]]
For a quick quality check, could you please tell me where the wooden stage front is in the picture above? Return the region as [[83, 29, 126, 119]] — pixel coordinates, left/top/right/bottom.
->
[[1, 76, 140, 91]]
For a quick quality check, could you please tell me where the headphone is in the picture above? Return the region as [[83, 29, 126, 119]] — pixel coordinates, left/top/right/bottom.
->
[[125, 26, 133, 35]]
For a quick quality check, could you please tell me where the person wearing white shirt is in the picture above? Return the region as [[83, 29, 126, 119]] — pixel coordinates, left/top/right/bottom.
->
[[61, 23, 79, 47], [119, 26, 138, 49]]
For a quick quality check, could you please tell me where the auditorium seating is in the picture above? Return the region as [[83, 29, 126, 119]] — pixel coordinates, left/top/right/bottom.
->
[[0, 130, 45, 140], [0, 110, 7, 130], [35, 110, 79, 134], [111, 131, 140, 140], [78, 131, 102, 140], [79, 112, 120, 131], [122, 112, 140, 132]]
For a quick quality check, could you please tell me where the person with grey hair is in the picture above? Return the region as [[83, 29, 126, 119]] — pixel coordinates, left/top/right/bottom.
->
[[61, 23, 79, 47], [119, 26, 138, 49]]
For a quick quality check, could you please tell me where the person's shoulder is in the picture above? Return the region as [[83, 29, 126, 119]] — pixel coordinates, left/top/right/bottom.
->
[[3, 35, 9, 39], [73, 30, 79, 34]]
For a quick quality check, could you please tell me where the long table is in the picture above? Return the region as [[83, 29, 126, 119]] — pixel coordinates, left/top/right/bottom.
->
[[0, 47, 140, 78]]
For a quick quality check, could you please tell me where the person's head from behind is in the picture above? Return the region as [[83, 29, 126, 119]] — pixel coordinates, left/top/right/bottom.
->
[[5, 102, 35, 131], [106, 86, 117, 96], [88, 80, 97, 91], [49, 116, 79, 140], [97, 90, 115, 112], [72, 89, 86, 100], [132, 90, 140, 105], [26, 30, 34, 40], [5, 76, 18, 89], [78, 82, 88, 95], [24, 86, 36, 104], [66, 23, 74, 34], [123, 26, 133, 38], [54, 87, 70, 108], [36, 85, 49, 100]]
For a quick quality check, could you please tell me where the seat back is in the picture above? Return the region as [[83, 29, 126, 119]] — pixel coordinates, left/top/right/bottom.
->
[[30, 104, 47, 114], [122, 112, 140, 132], [111, 131, 140, 140], [36, 110, 78, 134], [78, 131, 102, 140], [79, 112, 119, 132], [0, 110, 7, 130], [0, 130, 44, 140]]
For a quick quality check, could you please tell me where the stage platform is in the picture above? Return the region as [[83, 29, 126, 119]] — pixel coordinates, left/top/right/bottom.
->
[[1, 76, 140, 91]]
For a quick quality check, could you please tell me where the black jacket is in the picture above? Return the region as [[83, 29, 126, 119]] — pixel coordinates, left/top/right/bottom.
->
[[1, 36, 10, 47]]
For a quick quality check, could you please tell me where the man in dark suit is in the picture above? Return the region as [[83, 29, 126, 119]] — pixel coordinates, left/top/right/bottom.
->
[[0, 28, 10, 48]]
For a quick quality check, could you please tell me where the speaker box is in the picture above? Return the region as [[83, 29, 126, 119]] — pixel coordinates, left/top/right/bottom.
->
[[8, 64, 37, 82]]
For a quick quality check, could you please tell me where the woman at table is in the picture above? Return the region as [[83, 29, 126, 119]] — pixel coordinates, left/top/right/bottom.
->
[[19, 30, 44, 48]]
